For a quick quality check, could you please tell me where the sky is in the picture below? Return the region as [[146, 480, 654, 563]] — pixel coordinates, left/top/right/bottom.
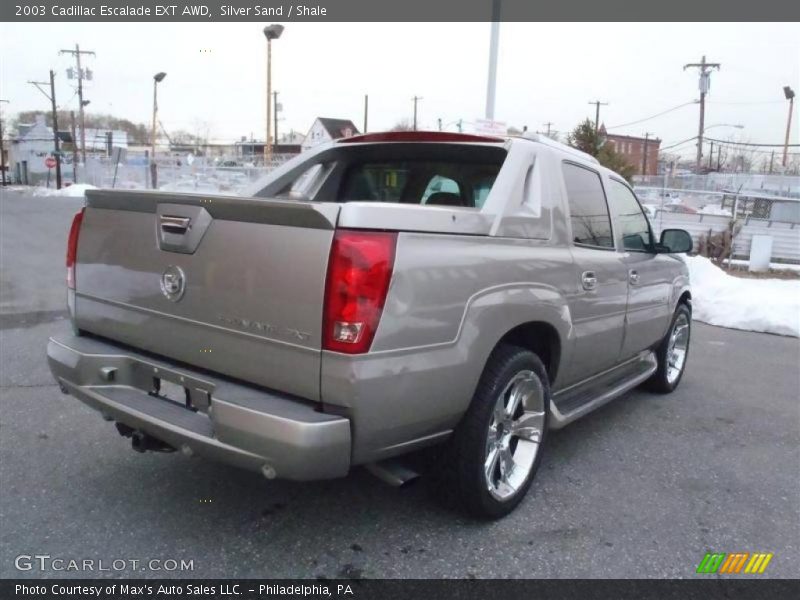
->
[[1, 22, 798, 158]]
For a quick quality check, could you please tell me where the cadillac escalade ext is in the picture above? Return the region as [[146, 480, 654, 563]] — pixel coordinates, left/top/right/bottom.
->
[[47, 131, 693, 518]]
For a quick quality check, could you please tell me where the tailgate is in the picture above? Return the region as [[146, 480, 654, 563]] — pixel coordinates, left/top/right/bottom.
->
[[74, 190, 340, 401]]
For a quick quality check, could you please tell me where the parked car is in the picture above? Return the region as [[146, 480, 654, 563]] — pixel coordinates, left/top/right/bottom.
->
[[47, 131, 693, 518], [662, 203, 698, 214]]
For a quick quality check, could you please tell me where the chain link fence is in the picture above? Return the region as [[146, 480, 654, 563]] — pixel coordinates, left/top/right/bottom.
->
[[47, 154, 294, 196]]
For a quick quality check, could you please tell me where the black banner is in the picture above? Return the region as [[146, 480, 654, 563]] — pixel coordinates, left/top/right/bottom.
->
[[3, 579, 800, 600], [3, 0, 800, 22]]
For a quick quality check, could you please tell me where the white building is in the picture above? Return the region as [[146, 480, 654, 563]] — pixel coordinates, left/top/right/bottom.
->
[[302, 118, 359, 152], [9, 114, 128, 184]]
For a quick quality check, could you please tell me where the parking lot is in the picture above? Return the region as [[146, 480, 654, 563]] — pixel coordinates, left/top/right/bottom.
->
[[1, 188, 798, 579]]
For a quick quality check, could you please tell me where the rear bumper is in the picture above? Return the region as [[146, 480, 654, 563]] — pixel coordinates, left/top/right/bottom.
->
[[47, 332, 351, 481]]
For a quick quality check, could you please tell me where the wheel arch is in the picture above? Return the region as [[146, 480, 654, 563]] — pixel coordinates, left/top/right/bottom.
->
[[494, 321, 562, 385], [677, 289, 692, 311]]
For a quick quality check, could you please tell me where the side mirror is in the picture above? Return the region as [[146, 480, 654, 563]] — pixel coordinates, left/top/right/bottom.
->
[[659, 229, 693, 254]]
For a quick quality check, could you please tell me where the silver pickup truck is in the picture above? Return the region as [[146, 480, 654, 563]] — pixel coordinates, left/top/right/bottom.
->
[[47, 131, 693, 518]]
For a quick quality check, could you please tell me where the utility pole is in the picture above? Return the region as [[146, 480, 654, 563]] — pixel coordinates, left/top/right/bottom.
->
[[412, 96, 423, 130], [60, 44, 95, 164], [363, 94, 368, 133], [708, 141, 714, 170], [543, 122, 553, 136], [684, 55, 721, 174], [437, 118, 443, 131], [29, 72, 62, 189], [769, 150, 775, 174], [782, 86, 795, 168], [0, 99, 8, 186], [70, 111, 78, 183], [588, 100, 608, 134], [485, 0, 501, 120], [641, 132, 653, 176]]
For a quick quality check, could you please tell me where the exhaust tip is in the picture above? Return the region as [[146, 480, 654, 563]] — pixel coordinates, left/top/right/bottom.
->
[[365, 460, 420, 488], [128, 429, 175, 453]]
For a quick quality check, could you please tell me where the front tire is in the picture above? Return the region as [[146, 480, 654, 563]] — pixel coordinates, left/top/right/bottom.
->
[[646, 303, 691, 393], [437, 344, 549, 519]]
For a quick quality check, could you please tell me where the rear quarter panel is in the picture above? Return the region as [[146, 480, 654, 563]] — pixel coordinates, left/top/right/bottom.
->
[[321, 232, 577, 464]]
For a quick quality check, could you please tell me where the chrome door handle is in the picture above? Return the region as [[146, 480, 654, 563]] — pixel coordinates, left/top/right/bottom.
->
[[629, 270, 640, 285], [581, 271, 598, 291], [160, 215, 191, 234]]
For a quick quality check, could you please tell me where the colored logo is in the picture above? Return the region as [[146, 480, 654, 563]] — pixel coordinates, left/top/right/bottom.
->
[[696, 552, 773, 574]]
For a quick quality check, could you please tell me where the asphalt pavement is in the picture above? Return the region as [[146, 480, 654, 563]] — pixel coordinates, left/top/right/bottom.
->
[[1, 188, 798, 579]]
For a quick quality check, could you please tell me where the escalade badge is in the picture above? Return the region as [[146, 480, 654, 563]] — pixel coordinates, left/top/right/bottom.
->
[[160, 265, 186, 302]]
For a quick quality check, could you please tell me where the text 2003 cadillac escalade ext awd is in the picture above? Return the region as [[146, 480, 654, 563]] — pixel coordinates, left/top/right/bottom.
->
[[47, 131, 693, 518]]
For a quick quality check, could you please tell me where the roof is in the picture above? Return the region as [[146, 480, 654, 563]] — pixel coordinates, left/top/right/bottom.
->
[[520, 132, 600, 164], [316, 118, 360, 139], [340, 131, 503, 144]]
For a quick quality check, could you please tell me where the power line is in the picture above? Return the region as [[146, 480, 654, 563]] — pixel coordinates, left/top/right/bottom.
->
[[606, 101, 698, 129], [704, 137, 799, 148], [706, 99, 784, 105], [660, 135, 698, 151]]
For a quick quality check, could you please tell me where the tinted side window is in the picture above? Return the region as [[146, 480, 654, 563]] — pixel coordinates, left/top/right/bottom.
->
[[608, 179, 653, 251], [562, 163, 614, 248]]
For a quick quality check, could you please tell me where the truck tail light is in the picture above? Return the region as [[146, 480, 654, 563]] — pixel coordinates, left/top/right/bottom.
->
[[66, 208, 85, 289], [323, 230, 397, 354]]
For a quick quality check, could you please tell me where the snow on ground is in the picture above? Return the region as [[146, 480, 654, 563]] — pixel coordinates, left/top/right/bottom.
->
[[684, 255, 800, 337], [31, 183, 97, 198]]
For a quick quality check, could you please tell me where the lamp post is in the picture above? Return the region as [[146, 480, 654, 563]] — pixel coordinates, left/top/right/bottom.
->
[[783, 86, 795, 168], [263, 24, 284, 167], [151, 72, 166, 189]]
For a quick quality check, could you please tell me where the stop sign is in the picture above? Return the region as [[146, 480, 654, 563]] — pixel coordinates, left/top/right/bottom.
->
[[44, 156, 57, 169]]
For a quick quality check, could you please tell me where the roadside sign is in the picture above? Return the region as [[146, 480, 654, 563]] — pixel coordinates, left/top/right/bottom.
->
[[475, 119, 507, 136], [44, 156, 57, 169]]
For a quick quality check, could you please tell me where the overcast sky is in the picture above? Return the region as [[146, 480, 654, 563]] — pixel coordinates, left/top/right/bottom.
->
[[1, 22, 797, 157]]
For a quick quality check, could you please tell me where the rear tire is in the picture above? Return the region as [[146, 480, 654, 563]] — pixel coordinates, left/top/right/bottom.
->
[[646, 303, 691, 394], [435, 344, 549, 519]]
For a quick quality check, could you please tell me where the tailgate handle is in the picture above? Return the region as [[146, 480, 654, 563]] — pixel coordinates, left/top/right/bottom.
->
[[160, 215, 191, 234]]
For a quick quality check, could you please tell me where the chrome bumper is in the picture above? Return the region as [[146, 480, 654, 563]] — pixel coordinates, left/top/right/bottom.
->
[[47, 333, 351, 481]]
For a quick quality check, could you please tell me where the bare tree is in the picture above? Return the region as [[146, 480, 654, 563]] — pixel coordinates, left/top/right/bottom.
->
[[390, 119, 413, 132]]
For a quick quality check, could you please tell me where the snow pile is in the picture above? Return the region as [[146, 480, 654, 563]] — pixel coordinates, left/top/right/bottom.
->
[[684, 255, 800, 337], [32, 183, 97, 198], [698, 205, 732, 217]]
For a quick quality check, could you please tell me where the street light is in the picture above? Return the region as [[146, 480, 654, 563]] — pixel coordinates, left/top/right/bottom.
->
[[263, 24, 284, 167], [151, 72, 166, 188], [783, 86, 795, 168], [703, 123, 744, 132]]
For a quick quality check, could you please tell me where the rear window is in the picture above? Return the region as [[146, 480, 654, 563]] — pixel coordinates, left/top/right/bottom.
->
[[268, 143, 507, 207], [339, 160, 501, 207]]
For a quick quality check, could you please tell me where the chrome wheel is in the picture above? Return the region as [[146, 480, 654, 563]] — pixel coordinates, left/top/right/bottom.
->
[[484, 370, 546, 501], [666, 313, 690, 384]]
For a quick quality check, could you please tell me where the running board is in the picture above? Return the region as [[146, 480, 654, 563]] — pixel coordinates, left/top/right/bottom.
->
[[549, 351, 657, 429]]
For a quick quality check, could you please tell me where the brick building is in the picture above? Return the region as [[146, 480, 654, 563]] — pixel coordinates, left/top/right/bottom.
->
[[599, 125, 661, 176]]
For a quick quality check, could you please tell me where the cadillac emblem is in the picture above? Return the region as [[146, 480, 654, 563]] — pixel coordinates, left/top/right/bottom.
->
[[160, 265, 186, 302]]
